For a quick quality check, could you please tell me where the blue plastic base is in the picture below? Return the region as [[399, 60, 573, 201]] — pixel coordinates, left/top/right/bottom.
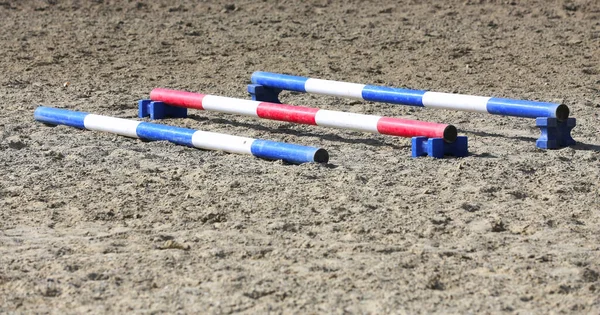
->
[[138, 99, 187, 120], [535, 117, 576, 149], [248, 84, 282, 103], [411, 136, 469, 158]]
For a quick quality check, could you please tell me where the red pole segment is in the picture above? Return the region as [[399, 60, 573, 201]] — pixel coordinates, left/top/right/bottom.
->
[[150, 89, 205, 110]]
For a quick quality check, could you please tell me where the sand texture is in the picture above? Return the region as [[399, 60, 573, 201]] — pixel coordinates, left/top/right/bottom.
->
[[1, 0, 599, 313]]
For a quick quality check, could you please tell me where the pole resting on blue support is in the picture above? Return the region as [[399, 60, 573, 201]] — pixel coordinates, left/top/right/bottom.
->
[[412, 136, 469, 158], [248, 84, 282, 103], [138, 100, 187, 120], [535, 117, 576, 149]]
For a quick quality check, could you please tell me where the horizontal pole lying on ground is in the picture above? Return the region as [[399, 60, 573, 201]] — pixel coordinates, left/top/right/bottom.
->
[[33, 107, 329, 164], [250, 71, 569, 120], [149, 88, 458, 143]]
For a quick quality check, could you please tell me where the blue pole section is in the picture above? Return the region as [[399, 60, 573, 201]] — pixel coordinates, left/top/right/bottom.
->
[[135, 123, 196, 147], [361, 85, 426, 107], [34, 107, 88, 129], [486, 98, 568, 119], [251, 71, 308, 93], [250, 140, 329, 164]]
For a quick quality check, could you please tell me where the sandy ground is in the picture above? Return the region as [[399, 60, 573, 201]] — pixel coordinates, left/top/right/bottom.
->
[[1, 0, 599, 313]]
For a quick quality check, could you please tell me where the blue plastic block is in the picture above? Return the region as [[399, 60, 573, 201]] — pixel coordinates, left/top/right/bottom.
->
[[138, 99, 187, 120], [411, 136, 469, 158], [248, 84, 282, 103], [535, 117, 576, 149]]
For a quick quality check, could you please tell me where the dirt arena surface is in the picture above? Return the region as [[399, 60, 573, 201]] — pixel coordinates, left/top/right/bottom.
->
[[0, 0, 599, 313]]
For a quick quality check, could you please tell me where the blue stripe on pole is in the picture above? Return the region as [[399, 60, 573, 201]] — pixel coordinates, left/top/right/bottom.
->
[[135, 122, 195, 147], [34, 106, 88, 129], [251, 71, 308, 93], [250, 139, 320, 164], [486, 98, 560, 119], [362, 85, 426, 107]]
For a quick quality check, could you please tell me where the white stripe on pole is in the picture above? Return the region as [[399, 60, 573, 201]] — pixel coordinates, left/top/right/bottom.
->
[[84, 114, 141, 138], [304, 79, 366, 99], [422, 92, 490, 113], [201, 95, 260, 117], [314, 110, 380, 133], [191, 130, 254, 155]]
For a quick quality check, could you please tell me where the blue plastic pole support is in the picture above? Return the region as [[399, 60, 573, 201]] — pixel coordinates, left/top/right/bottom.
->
[[535, 117, 576, 149], [138, 100, 187, 119], [411, 136, 469, 158], [247, 84, 283, 104]]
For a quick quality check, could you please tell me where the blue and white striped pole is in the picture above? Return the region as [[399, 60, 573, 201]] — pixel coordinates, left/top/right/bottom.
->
[[34, 107, 329, 164], [250, 71, 569, 120]]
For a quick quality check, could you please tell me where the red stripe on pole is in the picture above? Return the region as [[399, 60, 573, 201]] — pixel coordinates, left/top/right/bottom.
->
[[257, 102, 319, 125], [150, 88, 205, 110], [377, 117, 448, 139]]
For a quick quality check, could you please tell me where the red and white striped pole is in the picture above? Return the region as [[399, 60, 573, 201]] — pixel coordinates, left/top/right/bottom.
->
[[149, 88, 457, 142]]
